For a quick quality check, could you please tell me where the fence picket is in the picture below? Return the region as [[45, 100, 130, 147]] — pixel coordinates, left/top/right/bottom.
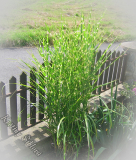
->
[[102, 51, 111, 91], [0, 82, 8, 139], [116, 52, 124, 84], [107, 51, 116, 89], [120, 53, 128, 83], [115, 51, 121, 84], [92, 50, 101, 94], [9, 76, 18, 130], [39, 63, 45, 120], [20, 72, 27, 129], [111, 51, 118, 87], [30, 68, 36, 125], [97, 50, 105, 93]]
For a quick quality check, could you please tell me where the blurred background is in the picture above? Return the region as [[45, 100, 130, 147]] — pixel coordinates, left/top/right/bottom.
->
[[0, 0, 136, 47]]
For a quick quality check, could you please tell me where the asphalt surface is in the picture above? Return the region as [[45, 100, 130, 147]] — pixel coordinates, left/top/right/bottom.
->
[[0, 43, 124, 115], [0, 43, 123, 84]]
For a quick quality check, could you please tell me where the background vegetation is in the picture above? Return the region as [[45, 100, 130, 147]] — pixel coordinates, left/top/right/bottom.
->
[[0, 0, 135, 47]]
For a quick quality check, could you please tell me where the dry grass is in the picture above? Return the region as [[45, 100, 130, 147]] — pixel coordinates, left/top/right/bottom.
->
[[0, 0, 135, 47]]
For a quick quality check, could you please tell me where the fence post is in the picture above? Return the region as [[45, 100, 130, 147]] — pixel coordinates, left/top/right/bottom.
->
[[0, 82, 8, 139], [121, 41, 136, 84]]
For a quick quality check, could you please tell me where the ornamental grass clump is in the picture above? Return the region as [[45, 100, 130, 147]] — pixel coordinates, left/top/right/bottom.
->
[[22, 14, 115, 160]]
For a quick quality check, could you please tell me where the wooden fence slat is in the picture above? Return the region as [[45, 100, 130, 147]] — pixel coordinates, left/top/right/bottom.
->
[[120, 53, 128, 83], [97, 50, 105, 93], [9, 76, 18, 130], [0, 82, 8, 139], [116, 52, 124, 84], [101, 51, 111, 91], [39, 88, 45, 120], [107, 51, 116, 89], [20, 72, 27, 129], [111, 51, 118, 87], [30, 68, 36, 125], [115, 51, 121, 84], [39, 63, 45, 120], [93, 50, 101, 94], [112, 51, 120, 86]]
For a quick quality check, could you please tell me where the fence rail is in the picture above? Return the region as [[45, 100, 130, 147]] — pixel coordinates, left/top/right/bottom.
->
[[0, 50, 127, 140]]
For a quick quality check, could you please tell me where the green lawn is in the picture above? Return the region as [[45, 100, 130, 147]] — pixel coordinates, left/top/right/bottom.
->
[[0, 0, 135, 47]]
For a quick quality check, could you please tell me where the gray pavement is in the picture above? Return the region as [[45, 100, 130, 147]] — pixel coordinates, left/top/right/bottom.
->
[[0, 43, 123, 84]]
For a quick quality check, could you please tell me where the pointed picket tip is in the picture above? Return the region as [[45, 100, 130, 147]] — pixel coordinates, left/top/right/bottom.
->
[[20, 72, 27, 88], [30, 67, 36, 76], [9, 76, 17, 92], [9, 76, 16, 80], [0, 81, 6, 97], [20, 72, 27, 81], [20, 71, 27, 77], [9, 76, 16, 83], [0, 81, 5, 86], [0, 81, 6, 93]]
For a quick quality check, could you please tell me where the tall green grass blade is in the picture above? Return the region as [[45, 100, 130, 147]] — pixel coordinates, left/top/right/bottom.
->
[[113, 83, 118, 110], [57, 117, 65, 146], [98, 97, 112, 128], [98, 88, 102, 107], [84, 113, 94, 156], [63, 132, 67, 160]]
